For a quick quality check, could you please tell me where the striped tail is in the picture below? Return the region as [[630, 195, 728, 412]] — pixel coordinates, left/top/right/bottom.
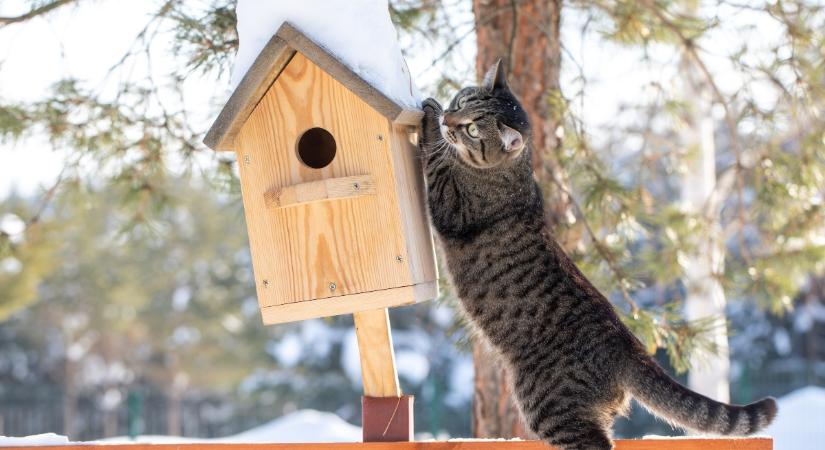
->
[[625, 355, 777, 435]]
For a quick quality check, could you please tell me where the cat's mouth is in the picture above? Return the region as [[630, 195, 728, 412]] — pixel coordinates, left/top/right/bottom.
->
[[439, 117, 458, 145]]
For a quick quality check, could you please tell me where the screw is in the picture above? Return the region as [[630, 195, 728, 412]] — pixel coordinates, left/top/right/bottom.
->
[[329, 282, 337, 292], [377, 134, 384, 142], [262, 280, 270, 288], [353, 182, 360, 190], [243, 154, 251, 165], [395, 255, 403, 263]]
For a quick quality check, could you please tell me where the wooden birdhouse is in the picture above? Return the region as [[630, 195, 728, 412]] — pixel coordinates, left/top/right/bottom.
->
[[203, 23, 438, 326]]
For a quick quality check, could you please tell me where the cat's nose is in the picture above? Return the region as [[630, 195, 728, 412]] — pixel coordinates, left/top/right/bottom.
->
[[504, 136, 523, 153], [443, 112, 460, 128]]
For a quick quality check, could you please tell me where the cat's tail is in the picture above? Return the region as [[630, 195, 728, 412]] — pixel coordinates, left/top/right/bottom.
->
[[624, 354, 777, 435]]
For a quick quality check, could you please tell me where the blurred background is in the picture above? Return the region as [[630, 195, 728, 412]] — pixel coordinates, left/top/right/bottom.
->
[[0, 0, 823, 446]]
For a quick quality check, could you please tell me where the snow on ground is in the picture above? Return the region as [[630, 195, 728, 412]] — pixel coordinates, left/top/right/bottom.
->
[[0, 433, 70, 447], [0, 409, 360, 446], [764, 385, 825, 450], [221, 409, 360, 443], [232, 0, 420, 109]]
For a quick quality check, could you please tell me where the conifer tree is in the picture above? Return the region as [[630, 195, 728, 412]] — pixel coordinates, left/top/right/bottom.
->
[[1, 0, 823, 437]]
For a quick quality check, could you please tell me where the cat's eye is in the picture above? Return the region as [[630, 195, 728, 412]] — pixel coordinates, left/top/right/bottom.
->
[[466, 122, 480, 138], [457, 96, 467, 108]]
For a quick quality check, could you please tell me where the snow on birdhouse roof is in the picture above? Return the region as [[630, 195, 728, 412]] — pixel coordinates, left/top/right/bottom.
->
[[204, 22, 422, 151]]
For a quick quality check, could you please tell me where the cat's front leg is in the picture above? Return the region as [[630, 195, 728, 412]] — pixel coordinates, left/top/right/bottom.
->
[[421, 97, 442, 131], [419, 98, 444, 165]]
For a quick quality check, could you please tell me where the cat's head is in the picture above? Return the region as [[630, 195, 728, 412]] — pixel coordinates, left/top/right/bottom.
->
[[439, 59, 531, 169]]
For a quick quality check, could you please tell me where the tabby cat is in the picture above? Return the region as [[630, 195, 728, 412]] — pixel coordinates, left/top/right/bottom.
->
[[419, 60, 777, 450]]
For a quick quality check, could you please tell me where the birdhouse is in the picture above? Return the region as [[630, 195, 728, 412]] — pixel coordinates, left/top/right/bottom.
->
[[203, 23, 438, 325]]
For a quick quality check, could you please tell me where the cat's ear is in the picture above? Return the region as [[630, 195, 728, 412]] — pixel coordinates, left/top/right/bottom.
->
[[500, 123, 523, 153], [483, 58, 509, 92]]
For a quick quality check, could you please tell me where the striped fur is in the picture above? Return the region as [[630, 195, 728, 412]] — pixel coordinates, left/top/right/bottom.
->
[[418, 63, 777, 450]]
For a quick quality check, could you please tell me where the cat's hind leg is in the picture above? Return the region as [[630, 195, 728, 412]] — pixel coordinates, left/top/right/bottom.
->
[[526, 397, 614, 450], [523, 378, 619, 450], [538, 414, 613, 450]]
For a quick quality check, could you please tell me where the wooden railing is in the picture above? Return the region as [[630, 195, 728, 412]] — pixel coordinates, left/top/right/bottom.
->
[[1, 437, 773, 449]]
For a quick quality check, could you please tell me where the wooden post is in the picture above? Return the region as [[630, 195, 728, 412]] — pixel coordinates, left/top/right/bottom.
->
[[353, 308, 413, 442]]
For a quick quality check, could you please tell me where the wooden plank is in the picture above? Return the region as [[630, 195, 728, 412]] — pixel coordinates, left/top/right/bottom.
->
[[353, 308, 401, 397], [387, 124, 438, 288], [5, 438, 773, 449], [613, 438, 772, 449], [264, 175, 375, 209], [259, 282, 437, 325], [277, 22, 421, 126], [394, 108, 425, 125], [204, 36, 295, 151], [235, 52, 413, 308]]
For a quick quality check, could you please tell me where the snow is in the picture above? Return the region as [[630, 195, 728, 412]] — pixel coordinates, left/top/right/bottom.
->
[[273, 333, 302, 367], [341, 327, 362, 386], [772, 328, 791, 355], [765, 385, 825, 450], [395, 350, 430, 384], [299, 319, 334, 359], [171, 286, 191, 311], [221, 409, 360, 443], [99, 435, 211, 444], [0, 410, 360, 445], [446, 356, 475, 407], [430, 303, 455, 328], [0, 213, 25, 244], [0, 433, 70, 447], [232, 0, 420, 108], [0, 256, 22, 274]]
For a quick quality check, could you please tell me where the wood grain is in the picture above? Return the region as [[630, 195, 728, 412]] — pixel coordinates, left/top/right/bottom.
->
[[264, 175, 375, 209], [276, 22, 421, 126], [204, 36, 295, 151], [388, 124, 438, 287], [236, 52, 413, 308], [7, 438, 772, 450], [258, 282, 437, 325], [354, 308, 401, 397]]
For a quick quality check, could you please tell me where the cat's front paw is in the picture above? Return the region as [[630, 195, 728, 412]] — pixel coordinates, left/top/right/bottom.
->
[[422, 98, 443, 115], [421, 98, 443, 138]]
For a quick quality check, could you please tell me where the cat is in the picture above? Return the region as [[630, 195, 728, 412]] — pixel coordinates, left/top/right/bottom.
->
[[418, 59, 777, 450]]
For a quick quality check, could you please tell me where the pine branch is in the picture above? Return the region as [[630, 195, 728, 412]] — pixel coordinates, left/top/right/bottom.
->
[[0, 166, 67, 252], [637, 0, 756, 265], [546, 168, 642, 316], [0, 0, 79, 26]]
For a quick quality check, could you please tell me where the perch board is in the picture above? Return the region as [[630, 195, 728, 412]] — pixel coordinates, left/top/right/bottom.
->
[[1, 438, 773, 449]]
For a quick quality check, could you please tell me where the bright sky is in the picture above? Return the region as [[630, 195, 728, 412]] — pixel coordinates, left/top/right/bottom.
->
[[0, 1, 165, 195], [0, 1, 784, 198]]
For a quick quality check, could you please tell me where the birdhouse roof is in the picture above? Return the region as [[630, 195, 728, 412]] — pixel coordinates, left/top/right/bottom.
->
[[204, 22, 423, 151]]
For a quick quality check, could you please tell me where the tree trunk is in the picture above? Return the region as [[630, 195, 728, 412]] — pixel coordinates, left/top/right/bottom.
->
[[166, 387, 182, 436], [165, 366, 186, 436], [471, 0, 562, 438], [679, 54, 731, 403], [103, 405, 119, 438], [472, 339, 532, 438], [63, 357, 77, 439], [474, 0, 562, 173]]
